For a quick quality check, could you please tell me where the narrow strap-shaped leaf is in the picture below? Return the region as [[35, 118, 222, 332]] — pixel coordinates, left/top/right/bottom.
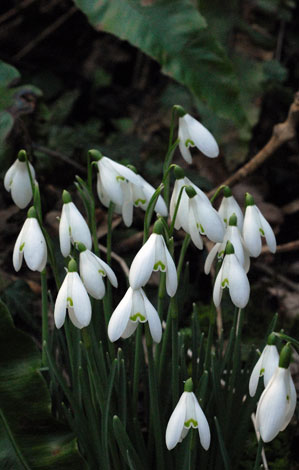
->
[[0, 409, 31, 470], [214, 416, 231, 470], [102, 358, 117, 469], [113, 415, 145, 470]]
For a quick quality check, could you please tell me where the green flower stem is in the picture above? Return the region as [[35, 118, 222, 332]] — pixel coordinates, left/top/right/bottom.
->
[[176, 234, 191, 282], [162, 105, 181, 208], [275, 332, 299, 349], [103, 202, 115, 359], [87, 149, 93, 194], [171, 298, 179, 406], [132, 326, 143, 413], [169, 185, 188, 236], [191, 303, 200, 386], [143, 183, 164, 243], [253, 438, 263, 470], [214, 416, 231, 470], [41, 270, 49, 366], [0, 408, 31, 470], [209, 185, 226, 204], [102, 359, 117, 470], [146, 328, 165, 470]]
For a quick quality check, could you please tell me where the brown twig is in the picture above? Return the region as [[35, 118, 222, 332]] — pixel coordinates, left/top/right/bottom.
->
[[0, 0, 37, 25], [13, 6, 77, 60], [261, 240, 299, 254], [32, 143, 86, 173], [208, 91, 299, 197], [255, 262, 299, 293]]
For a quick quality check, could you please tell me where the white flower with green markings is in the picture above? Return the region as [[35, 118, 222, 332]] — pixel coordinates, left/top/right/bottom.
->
[[59, 190, 92, 257], [54, 259, 91, 329], [242, 193, 276, 257], [249, 334, 279, 397], [129, 220, 177, 297], [13, 207, 47, 272], [108, 287, 162, 343], [78, 243, 118, 299], [166, 378, 210, 450], [218, 186, 243, 231], [4, 150, 35, 209], [256, 344, 296, 442], [213, 241, 250, 308], [178, 110, 219, 163]]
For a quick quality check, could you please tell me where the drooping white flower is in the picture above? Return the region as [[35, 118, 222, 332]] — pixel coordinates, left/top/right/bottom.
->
[[213, 241, 250, 308], [218, 186, 243, 231], [13, 207, 47, 272], [170, 175, 224, 249], [54, 259, 91, 329], [204, 213, 250, 274], [59, 190, 92, 257], [249, 339, 279, 397], [95, 154, 141, 208], [108, 287, 162, 343], [166, 378, 210, 450], [242, 193, 276, 257], [4, 150, 35, 209], [129, 221, 177, 297], [256, 344, 296, 442], [178, 112, 219, 163], [78, 243, 118, 299], [120, 169, 168, 227]]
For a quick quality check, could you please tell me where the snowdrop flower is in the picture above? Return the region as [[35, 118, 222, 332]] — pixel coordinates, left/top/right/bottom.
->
[[213, 241, 250, 308], [166, 378, 210, 450], [119, 165, 168, 227], [249, 333, 279, 397], [218, 186, 243, 231], [78, 243, 118, 299], [4, 150, 35, 209], [54, 259, 91, 329], [256, 343, 296, 442], [170, 170, 224, 249], [178, 110, 219, 163], [129, 220, 177, 297], [243, 193, 276, 257], [13, 207, 47, 272], [204, 213, 250, 274], [108, 287, 162, 343], [59, 190, 92, 257]]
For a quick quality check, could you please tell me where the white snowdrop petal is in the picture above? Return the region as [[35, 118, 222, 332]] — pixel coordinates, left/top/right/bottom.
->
[[68, 202, 92, 250], [68, 307, 86, 329], [97, 257, 118, 288], [170, 181, 180, 222], [249, 354, 264, 397], [227, 254, 250, 308], [188, 201, 203, 250], [23, 219, 47, 271], [108, 288, 133, 342], [106, 157, 141, 185], [96, 173, 110, 208], [257, 207, 276, 254], [213, 265, 224, 307], [184, 114, 219, 158], [280, 370, 296, 431], [13, 224, 25, 272], [193, 394, 211, 450], [165, 249, 178, 297], [70, 273, 92, 327], [178, 118, 193, 164], [4, 161, 17, 191], [54, 276, 68, 329], [121, 320, 138, 339], [257, 368, 289, 442], [263, 345, 279, 388], [179, 139, 193, 164], [243, 206, 261, 257], [80, 252, 105, 299], [229, 227, 245, 267], [59, 205, 71, 257], [166, 393, 187, 450], [204, 243, 220, 274], [99, 161, 124, 206], [129, 235, 156, 289], [11, 164, 33, 209], [143, 291, 162, 343], [196, 201, 224, 243], [121, 183, 134, 227]]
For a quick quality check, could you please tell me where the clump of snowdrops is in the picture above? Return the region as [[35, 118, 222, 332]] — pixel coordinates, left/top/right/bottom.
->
[[5, 105, 298, 469]]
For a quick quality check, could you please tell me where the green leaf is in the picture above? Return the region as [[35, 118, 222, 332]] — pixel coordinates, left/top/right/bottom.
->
[[0, 60, 20, 88], [0, 301, 87, 470], [0, 111, 14, 141], [73, 0, 246, 123]]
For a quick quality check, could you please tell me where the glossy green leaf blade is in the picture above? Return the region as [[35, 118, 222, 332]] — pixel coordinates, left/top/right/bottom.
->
[[73, 0, 246, 123], [0, 60, 20, 88], [0, 301, 87, 470]]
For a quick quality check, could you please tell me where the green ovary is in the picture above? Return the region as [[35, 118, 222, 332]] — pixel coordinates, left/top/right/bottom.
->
[[154, 260, 166, 271], [184, 418, 198, 428], [130, 313, 146, 322]]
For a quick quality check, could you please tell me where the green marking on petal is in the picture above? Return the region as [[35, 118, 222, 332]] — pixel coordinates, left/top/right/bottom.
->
[[185, 139, 194, 147], [199, 224, 205, 233], [98, 269, 105, 276], [67, 297, 73, 307], [68, 226, 72, 236], [221, 278, 229, 287], [259, 368, 265, 376], [184, 418, 198, 428], [116, 175, 125, 182], [286, 394, 290, 402], [218, 250, 225, 258], [19, 242, 25, 252], [130, 313, 146, 322], [224, 218, 227, 224], [259, 228, 265, 236], [154, 260, 166, 271], [134, 198, 146, 206]]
